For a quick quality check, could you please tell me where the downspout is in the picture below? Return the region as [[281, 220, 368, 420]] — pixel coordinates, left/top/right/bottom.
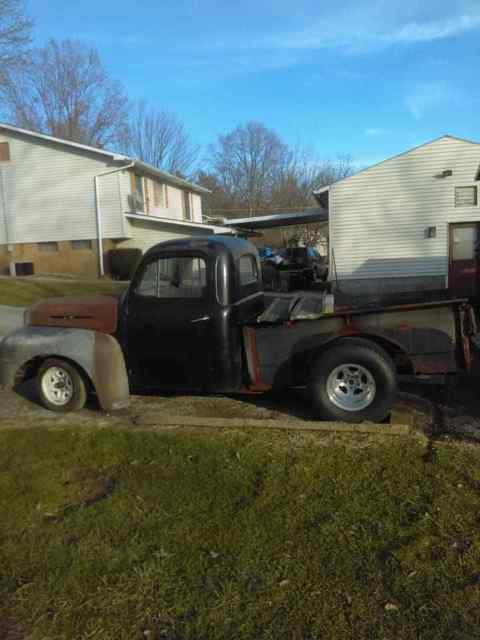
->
[[0, 166, 12, 274], [94, 161, 135, 277], [0, 167, 9, 246]]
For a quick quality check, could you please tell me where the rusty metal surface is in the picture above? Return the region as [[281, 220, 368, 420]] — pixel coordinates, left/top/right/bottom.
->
[[0, 327, 129, 411], [93, 332, 130, 410], [254, 301, 463, 385], [242, 326, 271, 392], [409, 354, 457, 374], [26, 296, 118, 334], [333, 297, 468, 317]]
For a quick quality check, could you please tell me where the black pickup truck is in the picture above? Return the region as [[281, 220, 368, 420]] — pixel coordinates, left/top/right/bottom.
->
[[0, 236, 476, 422]]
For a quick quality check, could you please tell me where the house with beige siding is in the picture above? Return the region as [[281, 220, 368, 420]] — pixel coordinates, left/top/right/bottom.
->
[[315, 135, 480, 298], [0, 123, 225, 276]]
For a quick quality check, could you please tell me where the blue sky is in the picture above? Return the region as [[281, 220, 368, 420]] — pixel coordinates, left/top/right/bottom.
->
[[28, 0, 480, 168]]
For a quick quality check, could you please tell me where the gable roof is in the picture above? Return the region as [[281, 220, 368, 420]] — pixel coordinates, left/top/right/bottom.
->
[[313, 134, 480, 197], [0, 122, 210, 195], [0, 122, 128, 160]]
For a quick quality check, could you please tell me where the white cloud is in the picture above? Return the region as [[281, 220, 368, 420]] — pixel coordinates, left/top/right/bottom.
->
[[405, 82, 461, 119], [268, 11, 480, 53], [386, 13, 480, 44], [76, 2, 480, 82], [182, 4, 480, 80]]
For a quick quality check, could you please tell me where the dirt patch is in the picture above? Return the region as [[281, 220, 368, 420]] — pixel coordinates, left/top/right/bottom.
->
[[42, 467, 116, 522], [0, 613, 25, 640], [0, 384, 308, 431], [129, 392, 301, 422], [64, 466, 116, 508]]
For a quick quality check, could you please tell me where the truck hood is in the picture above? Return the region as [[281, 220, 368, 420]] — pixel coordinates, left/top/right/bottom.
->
[[25, 295, 119, 334]]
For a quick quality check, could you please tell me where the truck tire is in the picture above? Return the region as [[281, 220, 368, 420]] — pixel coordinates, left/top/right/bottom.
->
[[36, 358, 87, 413], [308, 339, 397, 423]]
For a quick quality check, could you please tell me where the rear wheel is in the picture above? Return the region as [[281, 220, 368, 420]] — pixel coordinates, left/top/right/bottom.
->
[[36, 358, 87, 412], [309, 339, 397, 422]]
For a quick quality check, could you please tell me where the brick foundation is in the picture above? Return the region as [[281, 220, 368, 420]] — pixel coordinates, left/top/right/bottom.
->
[[0, 240, 117, 277]]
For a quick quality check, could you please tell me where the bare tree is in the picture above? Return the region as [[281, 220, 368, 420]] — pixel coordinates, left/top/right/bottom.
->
[[203, 121, 353, 251], [195, 170, 240, 220], [3, 39, 129, 148], [208, 121, 292, 216], [0, 0, 32, 87], [122, 100, 199, 176], [288, 155, 354, 247]]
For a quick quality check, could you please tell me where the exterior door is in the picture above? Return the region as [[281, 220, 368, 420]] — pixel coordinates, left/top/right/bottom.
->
[[449, 223, 480, 298], [125, 253, 213, 389]]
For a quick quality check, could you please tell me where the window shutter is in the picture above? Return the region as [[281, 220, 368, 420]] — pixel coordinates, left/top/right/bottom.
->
[[0, 142, 10, 162]]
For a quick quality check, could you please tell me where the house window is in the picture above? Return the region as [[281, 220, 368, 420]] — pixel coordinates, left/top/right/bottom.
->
[[455, 186, 478, 207], [128, 173, 146, 212], [182, 191, 191, 220], [135, 175, 144, 198], [0, 142, 10, 162], [71, 240, 92, 250], [153, 181, 168, 208], [451, 226, 476, 260], [38, 242, 59, 253]]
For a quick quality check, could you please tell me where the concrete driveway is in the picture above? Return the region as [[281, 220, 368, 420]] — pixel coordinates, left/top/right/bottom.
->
[[0, 305, 24, 337]]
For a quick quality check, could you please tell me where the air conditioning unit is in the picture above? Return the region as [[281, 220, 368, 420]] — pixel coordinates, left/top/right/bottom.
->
[[128, 191, 145, 212], [11, 261, 34, 276]]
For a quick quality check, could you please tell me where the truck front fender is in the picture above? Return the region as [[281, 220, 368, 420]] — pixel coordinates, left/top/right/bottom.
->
[[0, 327, 130, 411]]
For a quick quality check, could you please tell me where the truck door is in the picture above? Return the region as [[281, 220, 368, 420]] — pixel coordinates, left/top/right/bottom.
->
[[125, 253, 213, 389]]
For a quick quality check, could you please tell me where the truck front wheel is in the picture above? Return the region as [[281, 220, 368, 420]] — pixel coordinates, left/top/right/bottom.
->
[[36, 358, 87, 412], [309, 340, 397, 423]]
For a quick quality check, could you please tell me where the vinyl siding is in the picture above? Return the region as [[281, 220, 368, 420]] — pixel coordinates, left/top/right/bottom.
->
[[0, 131, 124, 245], [119, 218, 211, 253], [330, 136, 480, 281], [0, 130, 205, 249], [120, 171, 204, 225]]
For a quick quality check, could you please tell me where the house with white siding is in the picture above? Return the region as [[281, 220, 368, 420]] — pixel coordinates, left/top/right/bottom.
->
[[314, 135, 480, 298], [0, 123, 225, 276]]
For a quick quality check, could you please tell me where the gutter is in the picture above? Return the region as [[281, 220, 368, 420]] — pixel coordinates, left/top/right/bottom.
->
[[125, 212, 234, 235], [94, 162, 135, 277]]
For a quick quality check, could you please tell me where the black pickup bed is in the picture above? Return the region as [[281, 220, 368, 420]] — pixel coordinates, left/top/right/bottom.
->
[[251, 294, 473, 388]]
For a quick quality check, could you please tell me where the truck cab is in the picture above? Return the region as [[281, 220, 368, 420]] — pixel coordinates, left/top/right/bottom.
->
[[119, 236, 264, 393]]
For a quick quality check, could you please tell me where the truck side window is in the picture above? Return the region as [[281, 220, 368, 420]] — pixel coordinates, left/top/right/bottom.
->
[[239, 255, 258, 285], [136, 261, 158, 297], [136, 256, 207, 299]]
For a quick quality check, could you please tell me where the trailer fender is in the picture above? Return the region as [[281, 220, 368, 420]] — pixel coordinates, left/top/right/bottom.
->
[[0, 327, 130, 411]]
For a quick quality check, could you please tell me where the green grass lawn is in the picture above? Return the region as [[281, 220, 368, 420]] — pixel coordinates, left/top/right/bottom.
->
[[1, 427, 480, 639], [0, 278, 126, 306]]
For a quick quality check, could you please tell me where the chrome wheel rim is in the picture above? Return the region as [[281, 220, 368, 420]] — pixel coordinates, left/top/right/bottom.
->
[[326, 363, 376, 412], [41, 366, 74, 406]]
